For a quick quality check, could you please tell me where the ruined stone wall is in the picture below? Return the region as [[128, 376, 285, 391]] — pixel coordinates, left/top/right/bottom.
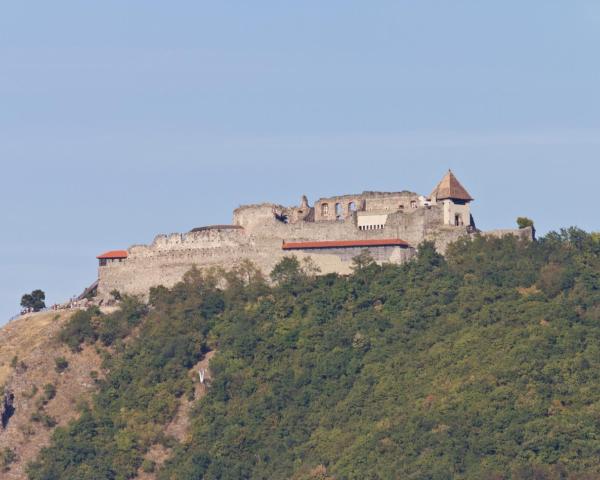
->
[[97, 203, 472, 300], [312, 191, 422, 222], [97, 231, 418, 299], [313, 195, 363, 222], [480, 226, 535, 241], [98, 228, 259, 298], [233, 203, 284, 229], [362, 192, 420, 212], [233, 203, 464, 246]]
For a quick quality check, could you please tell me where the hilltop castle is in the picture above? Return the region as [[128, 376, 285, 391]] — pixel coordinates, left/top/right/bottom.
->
[[95, 170, 530, 300]]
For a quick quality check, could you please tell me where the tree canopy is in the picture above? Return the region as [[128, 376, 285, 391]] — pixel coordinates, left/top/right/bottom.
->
[[28, 228, 600, 480], [20, 289, 46, 312]]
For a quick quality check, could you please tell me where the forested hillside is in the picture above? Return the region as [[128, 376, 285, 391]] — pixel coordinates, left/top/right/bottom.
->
[[27, 229, 600, 479]]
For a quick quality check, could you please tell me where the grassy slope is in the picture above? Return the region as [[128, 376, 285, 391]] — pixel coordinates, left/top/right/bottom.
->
[[0, 311, 104, 479]]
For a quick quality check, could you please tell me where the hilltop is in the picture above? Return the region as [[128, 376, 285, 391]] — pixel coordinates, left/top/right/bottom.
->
[[1, 228, 599, 479], [93, 170, 531, 303]]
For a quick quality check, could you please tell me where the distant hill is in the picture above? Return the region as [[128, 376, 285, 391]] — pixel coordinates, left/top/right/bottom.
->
[[4, 228, 600, 479]]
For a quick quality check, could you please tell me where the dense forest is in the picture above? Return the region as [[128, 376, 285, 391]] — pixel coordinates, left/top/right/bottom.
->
[[27, 228, 600, 479]]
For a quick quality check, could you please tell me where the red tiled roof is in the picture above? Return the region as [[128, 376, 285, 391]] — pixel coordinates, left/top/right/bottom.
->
[[282, 239, 409, 250], [97, 250, 128, 259]]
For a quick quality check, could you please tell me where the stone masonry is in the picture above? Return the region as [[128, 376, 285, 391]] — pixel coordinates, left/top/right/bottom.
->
[[95, 171, 532, 300]]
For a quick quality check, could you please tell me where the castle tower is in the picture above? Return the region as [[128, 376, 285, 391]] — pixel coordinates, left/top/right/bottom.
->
[[430, 170, 474, 227]]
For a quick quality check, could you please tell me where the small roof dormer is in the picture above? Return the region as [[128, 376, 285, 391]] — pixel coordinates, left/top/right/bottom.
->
[[430, 170, 473, 202]]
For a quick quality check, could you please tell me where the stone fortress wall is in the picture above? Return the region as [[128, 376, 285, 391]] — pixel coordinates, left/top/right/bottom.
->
[[96, 171, 531, 300]]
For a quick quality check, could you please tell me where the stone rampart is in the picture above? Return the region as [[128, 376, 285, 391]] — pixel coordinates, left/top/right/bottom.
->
[[96, 175, 492, 300], [97, 204, 468, 300], [480, 226, 535, 241]]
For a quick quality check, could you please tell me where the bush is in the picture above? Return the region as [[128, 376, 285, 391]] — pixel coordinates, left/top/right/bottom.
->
[[1, 447, 16, 471], [517, 216, 534, 229], [110, 290, 122, 301], [43, 384, 56, 403], [58, 309, 98, 352], [54, 357, 69, 373], [141, 459, 156, 473], [30, 411, 57, 428]]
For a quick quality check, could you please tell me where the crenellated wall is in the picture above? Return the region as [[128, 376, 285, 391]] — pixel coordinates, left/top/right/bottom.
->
[[97, 202, 478, 300], [96, 179, 533, 301]]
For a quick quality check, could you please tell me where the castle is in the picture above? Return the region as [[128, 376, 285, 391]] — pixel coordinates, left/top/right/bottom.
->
[[95, 170, 530, 300]]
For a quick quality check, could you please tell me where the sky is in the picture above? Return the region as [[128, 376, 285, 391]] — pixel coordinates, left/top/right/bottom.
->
[[1, 1, 599, 323]]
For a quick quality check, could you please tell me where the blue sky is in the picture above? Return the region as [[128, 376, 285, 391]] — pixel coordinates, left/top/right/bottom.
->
[[1, 2, 599, 322]]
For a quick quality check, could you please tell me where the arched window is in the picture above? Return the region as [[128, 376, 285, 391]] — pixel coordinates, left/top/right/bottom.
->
[[410, 200, 417, 209], [321, 203, 329, 216], [335, 203, 343, 220], [348, 201, 356, 213]]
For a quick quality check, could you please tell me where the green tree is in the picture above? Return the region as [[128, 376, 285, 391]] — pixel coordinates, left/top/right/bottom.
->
[[270, 256, 304, 286], [350, 250, 376, 272], [20, 289, 46, 312], [27, 231, 600, 479]]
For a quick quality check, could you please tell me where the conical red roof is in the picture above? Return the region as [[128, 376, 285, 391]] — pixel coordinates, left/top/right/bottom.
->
[[430, 170, 473, 202]]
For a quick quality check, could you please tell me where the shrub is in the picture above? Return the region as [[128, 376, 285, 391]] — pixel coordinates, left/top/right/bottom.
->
[[54, 357, 69, 373], [31, 412, 57, 428], [58, 309, 98, 352], [517, 216, 534, 229], [1, 447, 16, 471], [141, 459, 156, 473], [110, 290, 122, 301], [43, 384, 56, 403]]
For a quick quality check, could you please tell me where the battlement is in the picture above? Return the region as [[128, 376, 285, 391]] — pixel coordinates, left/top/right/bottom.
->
[[95, 170, 526, 301]]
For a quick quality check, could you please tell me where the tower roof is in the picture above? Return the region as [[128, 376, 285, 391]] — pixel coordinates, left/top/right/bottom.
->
[[97, 250, 128, 260], [430, 170, 473, 202]]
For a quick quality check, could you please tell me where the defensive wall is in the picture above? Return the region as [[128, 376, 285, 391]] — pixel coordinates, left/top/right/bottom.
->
[[97, 203, 445, 299], [95, 171, 532, 300]]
